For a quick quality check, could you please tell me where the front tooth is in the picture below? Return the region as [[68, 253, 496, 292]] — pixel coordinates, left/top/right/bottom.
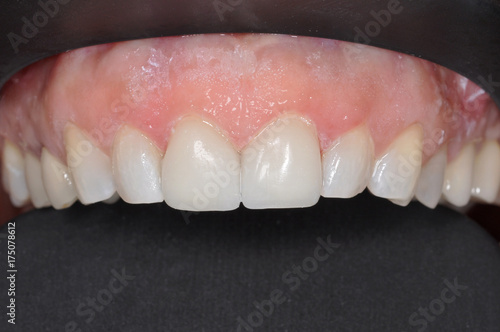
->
[[162, 117, 240, 211], [368, 124, 424, 201], [471, 140, 500, 203], [112, 125, 163, 203], [322, 125, 374, 198], [2, 139, 30, 207], [25, 152, 50, 208], [241, 116, 322, 209], [415, 147, 447, 209], [103, 192, 121, 204], [442, 143, 474, 207], [64, 124, 115, 204], [41, 148, 78, 209]]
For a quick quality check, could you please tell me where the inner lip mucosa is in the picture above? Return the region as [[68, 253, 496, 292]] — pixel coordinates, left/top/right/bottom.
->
[[0, 33, 499, 218]]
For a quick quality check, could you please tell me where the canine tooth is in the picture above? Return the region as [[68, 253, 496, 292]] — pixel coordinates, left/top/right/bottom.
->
[[368, 124, 424, 202], [415, 148, 447, 209], [64, 124, 115, 204], [442, 143, 474, 207], [241, 116, 322, 209], [2, 140, 30, 207], [112, 125, 163, 203], [25, 152, 50, 208], [471, 140, 500, 203], [41, 148, 78, 209], [162, 118, 240, 211], [322, 125, 373, 198]]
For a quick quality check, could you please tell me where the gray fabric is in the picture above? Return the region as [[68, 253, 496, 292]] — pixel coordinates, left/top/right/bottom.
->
[[1, 192, 499, 331]]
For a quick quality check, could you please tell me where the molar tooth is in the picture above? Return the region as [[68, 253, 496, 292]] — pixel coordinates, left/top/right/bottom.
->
[[112, 125, 163, 203], [64, 124, 115, 204], [25, 152, 50, 208], [162, 117, 240, 211], [415, 148, 447, 209], [442, 143, 474, 207], [368, 124, 424, 202], [321, 125, 373, 198], [471, 140, 500, 203], [41, 148, 77, 209], [241, 116, 322, 209], [2, 139, 30, 207]]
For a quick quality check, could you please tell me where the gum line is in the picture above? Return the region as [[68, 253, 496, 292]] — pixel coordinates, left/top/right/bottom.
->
[[0, 34, 499, 168]]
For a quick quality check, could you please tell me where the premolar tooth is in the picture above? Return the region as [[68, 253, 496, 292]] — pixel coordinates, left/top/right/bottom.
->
[[2, 139, 30, 207], [64, 124, 115, 204], [442, 143, 474, 207], [41, 148, 78, 209], [322, 125, 373, 198], [25, 152, 50, 208], [368, 124, 424, 202], [112, 125, 163, 203], [415, 147, 447, 209], [471, 140, 500, 203], [241, 116, 322, 209], [162, 117, 240, 211]]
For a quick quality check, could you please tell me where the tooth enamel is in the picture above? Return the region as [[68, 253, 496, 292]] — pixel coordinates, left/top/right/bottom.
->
[[41, 148, 78, 209], [2, 140, 30, 207], [442, 143, 475, 207], [112, 125, 163, 203], [321, 125, 373, 198], [24, 152, 50, 208], [103, 192, 121, 204], [415, 147, 447, 209], [471, 140, 500, 203], [162, 117, 240, 211], [241, 116, 322, 209], [64, 124, 115, 204], [368, 124, 424, 202]]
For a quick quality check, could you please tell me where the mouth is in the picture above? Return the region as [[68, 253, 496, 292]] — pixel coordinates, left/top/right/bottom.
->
[[1, 0, 500, 329], [1, 33, 499, 216]]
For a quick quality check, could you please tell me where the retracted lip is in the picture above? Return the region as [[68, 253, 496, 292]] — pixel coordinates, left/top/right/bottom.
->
[[0, 0, 499, 108]]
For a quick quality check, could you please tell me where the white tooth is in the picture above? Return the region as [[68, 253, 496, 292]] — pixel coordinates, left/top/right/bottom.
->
[[103, 192, 120, 204], [112, 125, 163, 203], [2, 139, 30, 207], [442, 143, 474, 207], [390, 194, 416, 207], [64, 124, 115, 204], [415, 147, 447, 209], [471, 140, 500, 203], [241, 116, 322, 209], [162, 117, 240, 211], [368, 124, 424, 201], [1, 142, 9, 194], [321, 125, 374, 198], [25, 152, 50, 208], [41, 148, 78, 209]]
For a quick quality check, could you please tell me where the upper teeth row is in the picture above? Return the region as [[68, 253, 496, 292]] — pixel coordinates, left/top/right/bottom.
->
[[2, 116, 500, 211]]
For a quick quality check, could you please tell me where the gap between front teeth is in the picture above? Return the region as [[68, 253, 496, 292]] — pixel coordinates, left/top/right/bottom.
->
[[2, 116, 500, 211]]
